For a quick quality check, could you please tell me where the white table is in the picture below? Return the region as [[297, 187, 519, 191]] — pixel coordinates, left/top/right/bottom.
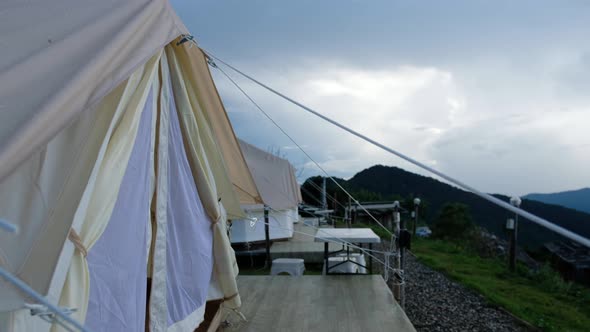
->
[[314, 228, 380, 274]]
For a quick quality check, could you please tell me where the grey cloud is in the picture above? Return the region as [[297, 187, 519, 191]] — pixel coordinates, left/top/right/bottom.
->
[[172, 0, 590, 193]]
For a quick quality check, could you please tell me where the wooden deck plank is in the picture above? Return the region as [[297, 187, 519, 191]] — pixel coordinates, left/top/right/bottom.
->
[[220, 275, 416, 332]]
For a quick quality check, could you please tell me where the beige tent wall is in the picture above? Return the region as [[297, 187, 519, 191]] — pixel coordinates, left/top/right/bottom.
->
[[170, 43, 263, 208], [0, 59, 158, 332], [0, 73, 129, 312], [238, 140, 302, 210], [0, 0, 187, 184], [166, 46, 241, 219]]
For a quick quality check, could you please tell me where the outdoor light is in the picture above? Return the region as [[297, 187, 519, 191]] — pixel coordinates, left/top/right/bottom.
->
[[393, 201, 400, 209], [412, 198, 420, 236], [510, 196, 521, 207], [506, 218, 515, 230], [507, 196, 521, 272]]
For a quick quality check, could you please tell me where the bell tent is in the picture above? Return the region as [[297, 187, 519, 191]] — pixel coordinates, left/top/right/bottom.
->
[[0, 1, 261, 331], [230, 139, 303, 244]]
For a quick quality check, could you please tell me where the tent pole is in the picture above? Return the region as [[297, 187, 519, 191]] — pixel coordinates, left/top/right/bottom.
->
[[0, 267, 89, 332], [392, 208, 401, 304], [0, 218, 17, 233]]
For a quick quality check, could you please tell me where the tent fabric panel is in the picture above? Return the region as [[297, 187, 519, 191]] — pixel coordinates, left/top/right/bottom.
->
[[84, 89, 153, 331], [164, 45, 241, 309], [166, 45, 245, 219], [55, 54, 161, 330], [0, 56, 157, 311], [0, 0, 187, 184], [238, 140, 301, 210], [0, 83, 122, 310], [164, 64, 213, 329], [164, 45, 233, 220], [207, 273, 224, 301], [149, 56, 170, 332], [171, 44, 262, 206], [0, 97, 118, 311], [212, 205, 241, 308], [150, 52, 215, 332]]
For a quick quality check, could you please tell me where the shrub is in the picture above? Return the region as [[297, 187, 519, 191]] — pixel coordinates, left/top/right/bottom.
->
[[431, 203, 474, 239]]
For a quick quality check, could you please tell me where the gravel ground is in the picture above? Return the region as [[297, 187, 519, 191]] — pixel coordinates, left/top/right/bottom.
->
[[373, 244, 531, 332]]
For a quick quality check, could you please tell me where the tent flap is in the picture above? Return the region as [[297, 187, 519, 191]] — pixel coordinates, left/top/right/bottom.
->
[[170, 44, 263, 208]]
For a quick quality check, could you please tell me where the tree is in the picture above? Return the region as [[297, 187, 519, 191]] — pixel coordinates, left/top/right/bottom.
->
[[432, 203, 474, 239]]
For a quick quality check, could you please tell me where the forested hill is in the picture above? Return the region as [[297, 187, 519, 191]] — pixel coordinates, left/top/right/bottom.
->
[[302, 165, 590, 249], [525, 188, 590, 214]]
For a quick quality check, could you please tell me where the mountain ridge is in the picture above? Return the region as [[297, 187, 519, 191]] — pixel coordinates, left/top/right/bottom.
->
[[524, 188, 590, 214], [303, 165, 590, 249]]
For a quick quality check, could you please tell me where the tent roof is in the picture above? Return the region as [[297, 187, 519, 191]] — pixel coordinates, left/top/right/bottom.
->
[[0, 0, 187, 182], [238, 140, 302, 210]]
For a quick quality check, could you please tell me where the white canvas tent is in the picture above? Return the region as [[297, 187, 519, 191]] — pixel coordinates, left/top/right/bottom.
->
[[230, 140, 303, 244], [0, 1, 261, 331]]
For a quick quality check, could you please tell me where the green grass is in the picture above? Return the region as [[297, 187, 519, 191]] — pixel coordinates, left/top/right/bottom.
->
[[411, 238, 590, 332]]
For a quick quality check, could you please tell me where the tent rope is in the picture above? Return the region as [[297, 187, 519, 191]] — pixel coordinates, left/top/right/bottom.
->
[[0, 267, 89, 332], [68, 228, 87, 258], [204, 53, 393, 238], [200, 47, 590, 249]]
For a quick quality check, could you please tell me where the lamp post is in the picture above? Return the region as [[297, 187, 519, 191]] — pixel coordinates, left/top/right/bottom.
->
[[508, 196, 521, 272], [413, 198, 421, 236]]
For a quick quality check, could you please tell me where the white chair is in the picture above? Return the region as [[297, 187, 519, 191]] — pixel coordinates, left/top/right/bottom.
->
[[337, 253, 367, 274], [326, 257, 356, 273], [270, 258, 305, 276]]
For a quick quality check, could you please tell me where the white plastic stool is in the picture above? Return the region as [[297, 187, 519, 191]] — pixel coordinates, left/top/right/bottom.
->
[[270, 258, 305, 276]]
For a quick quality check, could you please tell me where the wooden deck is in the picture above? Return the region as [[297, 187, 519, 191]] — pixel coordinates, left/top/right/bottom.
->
[[219, 275, 416, 332]]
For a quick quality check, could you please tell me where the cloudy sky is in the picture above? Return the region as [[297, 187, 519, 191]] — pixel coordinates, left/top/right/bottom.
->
[[171, 1, 590, 196]]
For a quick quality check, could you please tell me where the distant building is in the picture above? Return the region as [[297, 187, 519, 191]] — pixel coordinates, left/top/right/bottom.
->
[[346, 201, 408, 230], [544, 241, 590, 286]]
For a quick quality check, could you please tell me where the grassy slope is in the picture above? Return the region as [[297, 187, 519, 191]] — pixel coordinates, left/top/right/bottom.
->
[[411, 239, 590, 332]]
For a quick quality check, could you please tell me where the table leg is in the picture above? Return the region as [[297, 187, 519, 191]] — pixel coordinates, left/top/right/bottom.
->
[[324, 242, 329, 275], [369, 243, 373, 274], [355, 243, 360, 274]]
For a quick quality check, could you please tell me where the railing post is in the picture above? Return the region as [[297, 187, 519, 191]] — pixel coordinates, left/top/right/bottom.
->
[[392, 202, 401, 303], [264, 205, 271, 269]]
